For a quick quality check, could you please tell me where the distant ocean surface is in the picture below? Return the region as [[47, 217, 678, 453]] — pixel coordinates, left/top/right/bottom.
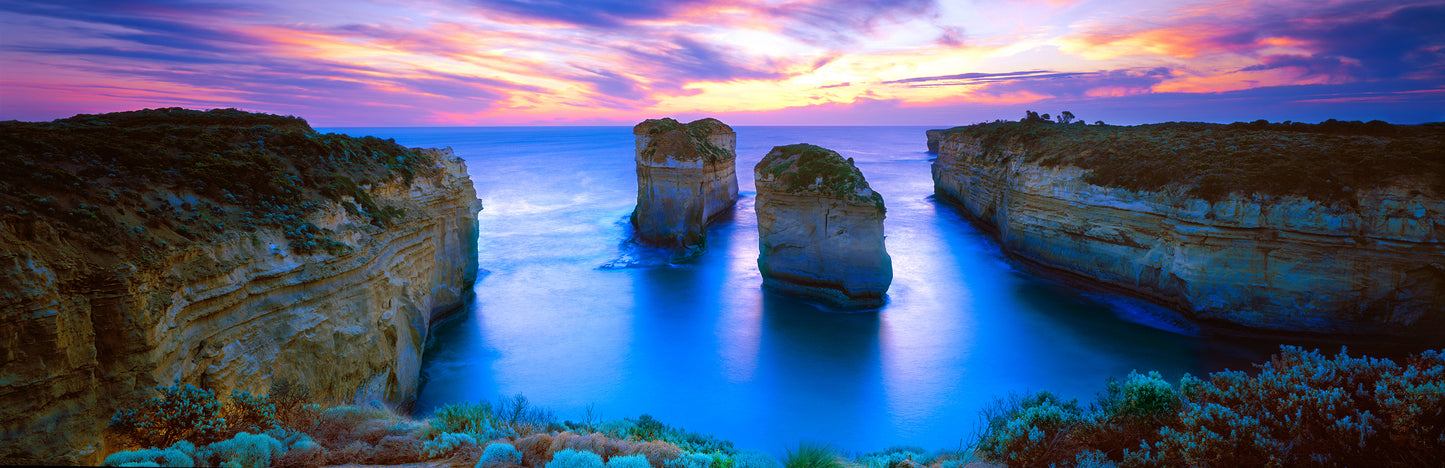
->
[[315, 126, 1337, 454]]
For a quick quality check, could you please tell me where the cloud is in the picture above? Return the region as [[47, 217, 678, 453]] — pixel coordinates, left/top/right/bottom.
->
[[765, 0, 940, 46], [885, 68, 1173, 101], [465, 0, 713, 28], [1239, 54, 1363, 82]]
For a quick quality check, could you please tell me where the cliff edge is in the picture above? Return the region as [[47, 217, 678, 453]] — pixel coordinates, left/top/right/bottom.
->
[[931, 120, 1445, 336], [0, 108, 481, 464], [755, 144, 892, 309], [630, 118, 739, 253]]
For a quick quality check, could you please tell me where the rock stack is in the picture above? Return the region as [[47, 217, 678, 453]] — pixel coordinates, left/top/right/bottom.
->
[[754, 144, 892, 308], [631, 118, 739, 253]]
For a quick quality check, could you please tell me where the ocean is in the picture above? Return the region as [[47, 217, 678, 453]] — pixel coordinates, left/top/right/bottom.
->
[[318, 125, 1306, 454]]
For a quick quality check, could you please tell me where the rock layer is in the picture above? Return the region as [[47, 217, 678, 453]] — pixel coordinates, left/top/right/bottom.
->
[[755, 144, 892, 308], [0, 149, 480, 464], [631, 118, 739, 251], [932, 133, 1445, 335], [925, 128, 946, 153]]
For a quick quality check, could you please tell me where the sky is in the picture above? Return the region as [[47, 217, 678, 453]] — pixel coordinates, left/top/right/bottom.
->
[[1, 0, 1443, 126]]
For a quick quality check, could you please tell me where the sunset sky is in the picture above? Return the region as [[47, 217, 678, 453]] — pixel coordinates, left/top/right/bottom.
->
[[2, 0, 1442, 126]]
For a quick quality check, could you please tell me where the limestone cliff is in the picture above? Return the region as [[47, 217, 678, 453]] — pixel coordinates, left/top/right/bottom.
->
[[630, 117, 739, 252], [925, 128, 945, 153], [754, 144, 892, 309], [931, 126, 1445, 336], [0, 109, 481, 464]]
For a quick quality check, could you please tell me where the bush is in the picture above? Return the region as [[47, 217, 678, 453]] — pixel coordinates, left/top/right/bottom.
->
[[195, 432, 285, 468], [976, 391, 1087, 467], [547, 448, 605, 468], [622, 440, 683, 468], [102, 446, 194, 467], [372, 435, 425, 464], [495, 394, 558, 436], [268, 379, 312, 430], [325, 441, 374, 465], [782, 442, 840, 468], [551, 432, 630, 460], [109, 382, 225, 448], [856, 447, 926, 468], [477, 442, 523, 467], [609, 454, 653, 468], [220, 390, 277, 437], [665, 452, 713, 468], [310, 405, 400, 448], [512, 433, 555, 467], [427, 401, 517, 441], [424, 432, 479, 458], [970, 346, 1445, 467]]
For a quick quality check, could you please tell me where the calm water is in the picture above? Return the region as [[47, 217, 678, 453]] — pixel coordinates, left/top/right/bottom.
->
[[318, 126, 1363, 454]]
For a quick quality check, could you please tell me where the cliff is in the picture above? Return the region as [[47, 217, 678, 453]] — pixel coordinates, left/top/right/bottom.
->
[[0, 108, 481, 464], [925, 129, 945, 153], [630, 118, 739, 253], [931, 121, 1445, 336], [754, 144, 892, 309]]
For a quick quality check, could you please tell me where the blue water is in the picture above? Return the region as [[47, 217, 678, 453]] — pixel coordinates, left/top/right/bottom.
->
[[317, 126, 1306, 454]]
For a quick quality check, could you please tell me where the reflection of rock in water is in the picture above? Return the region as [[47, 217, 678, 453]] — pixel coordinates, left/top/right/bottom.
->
[[754, 144, 892, 309], [630, 117, 739, 255]]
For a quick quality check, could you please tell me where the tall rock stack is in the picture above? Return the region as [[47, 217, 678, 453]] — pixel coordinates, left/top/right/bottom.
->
[[631, 118, 739, 252], [754, 144, 892, 308]]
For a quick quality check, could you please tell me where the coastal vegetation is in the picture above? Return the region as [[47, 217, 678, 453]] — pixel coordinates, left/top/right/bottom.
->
[[635, 117, 734, 163], [937, 115, 1445, 202], [0, 107, 436, 258], [757, 144, 885, 209], [101, 346, 1442, 467]]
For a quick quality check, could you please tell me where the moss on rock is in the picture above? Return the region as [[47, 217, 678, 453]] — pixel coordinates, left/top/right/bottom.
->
[[756, 144, 884, 209], [633, 117, 734, 163]]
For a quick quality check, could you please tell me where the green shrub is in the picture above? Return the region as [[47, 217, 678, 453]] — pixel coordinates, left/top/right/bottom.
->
[[109, 382, 225, 447], [856, 446, 926, 468], [547, 448, 605, 468], [782, 442, 840, 468], [221, 390, 277, 437], [970, 346, 1445, 467], [476, 442, 522, 467], [609, 454, 653, 468], [424, 432, 479, 458], [976, 391, 1087, 467], [102, 446, 194, 467], [495, 394, 558, 436], [665, 452, 713, 468], [426, 400, 518, 441], [195, 432, 284, 468]]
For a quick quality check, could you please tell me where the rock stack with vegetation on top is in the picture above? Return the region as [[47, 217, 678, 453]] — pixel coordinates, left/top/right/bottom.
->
[[630, 118, 739, 254], [754, 144, 892, 309], [0, 108, 481, 464]]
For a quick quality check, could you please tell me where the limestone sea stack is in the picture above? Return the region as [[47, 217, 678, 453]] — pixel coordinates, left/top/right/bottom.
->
[[754, 144, 892, 308], [0, 109, 481, 464], [631, 118, 739, 252]]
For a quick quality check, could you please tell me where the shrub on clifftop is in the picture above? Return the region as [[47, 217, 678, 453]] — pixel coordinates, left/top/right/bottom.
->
[[973, 346, 1445, 467]]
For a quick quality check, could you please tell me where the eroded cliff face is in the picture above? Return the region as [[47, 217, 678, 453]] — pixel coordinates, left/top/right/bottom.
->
[[925, 129, 945, 153], [0, 149, 480, 464], [631, 118, 739, 252], [755, 144, 892, 309], [932, 134, 1445, 335]]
